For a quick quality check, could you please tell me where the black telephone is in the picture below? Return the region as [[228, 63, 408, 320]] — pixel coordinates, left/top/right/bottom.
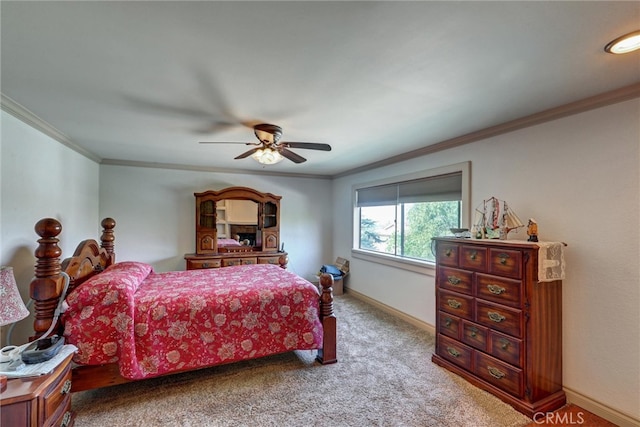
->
[[21, 335, 65, 364]]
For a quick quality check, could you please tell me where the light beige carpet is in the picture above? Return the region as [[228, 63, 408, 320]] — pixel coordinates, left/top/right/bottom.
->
[[72, 294, 531, 426]]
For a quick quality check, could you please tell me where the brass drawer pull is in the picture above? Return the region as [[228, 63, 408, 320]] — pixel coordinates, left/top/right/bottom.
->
[[61, 379, 72, 395], [61, 411, 73, 427], [469, 251, 477, 260], [487, 311, 506, 323], [447, 276, 461, 285], [469, 326, 478, 337], [497, 253, 510, 265], [202, 263, 210, 268], [487, 284, 506, 295], [444, 249, 453, 257], [499, 338, 510, 350], [444, 317, 452, 327], [447, 347, 460, 357], [488, 366, 506, 379], [447, 299, 462, 309]]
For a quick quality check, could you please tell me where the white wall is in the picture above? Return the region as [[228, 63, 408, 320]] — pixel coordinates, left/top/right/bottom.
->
[[332, 98, 640, 421], [1, 111, 100, 344], [99, 165, 333, 281]]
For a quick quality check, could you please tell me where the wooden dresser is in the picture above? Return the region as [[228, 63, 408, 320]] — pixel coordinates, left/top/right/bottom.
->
[[1, 354, 74, 427], [431, 237, 565, 417], [185, 251, 288, 270]]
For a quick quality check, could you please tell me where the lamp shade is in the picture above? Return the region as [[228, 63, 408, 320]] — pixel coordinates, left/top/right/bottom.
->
[[0, 266, 29, 326]]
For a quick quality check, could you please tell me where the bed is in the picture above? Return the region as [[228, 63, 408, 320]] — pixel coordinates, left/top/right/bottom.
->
[[29, 217, 337, 392], [217, 237, 243, 247]]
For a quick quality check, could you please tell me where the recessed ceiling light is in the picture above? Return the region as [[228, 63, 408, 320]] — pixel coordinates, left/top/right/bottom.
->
[[605, 30, 640, 54]]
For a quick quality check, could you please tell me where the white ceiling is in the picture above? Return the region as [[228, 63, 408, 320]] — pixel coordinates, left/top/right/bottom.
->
[[2, 1, 639, 177]]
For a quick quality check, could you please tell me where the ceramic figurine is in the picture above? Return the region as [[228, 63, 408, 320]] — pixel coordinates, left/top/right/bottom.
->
[[527, 218, 538, 242]]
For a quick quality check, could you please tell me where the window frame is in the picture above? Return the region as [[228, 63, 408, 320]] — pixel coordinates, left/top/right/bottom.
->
[[351, 161, 471, 274]]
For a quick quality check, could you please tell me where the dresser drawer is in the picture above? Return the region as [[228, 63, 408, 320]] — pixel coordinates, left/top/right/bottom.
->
[[258, 256, 281, 265], [438, 335, 473, 371], [488, 248, 522, 279], [474, 352, 523, 397], [476, 300, 523, 338], [438, 290, 474, 320], [461, 321, 488, 351], [48, 394, 73, 427], [436, 242, 459, 267], [489, 330, 523, 368], [460, 246, 488, 271], [475, 273, 522, 307], [439, 312, 461, 340], [44, 367, 72, 422], [438, 267, 472, 295], [187, 259, 222, 269], [222, 257, 257, 267]]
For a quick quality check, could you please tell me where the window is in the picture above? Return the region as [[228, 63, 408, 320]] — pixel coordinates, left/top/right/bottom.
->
[[353, 162, 469, 268]]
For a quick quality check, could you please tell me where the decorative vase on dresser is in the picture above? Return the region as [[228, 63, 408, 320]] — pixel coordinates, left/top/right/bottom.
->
[[431, 237, 566, 417]]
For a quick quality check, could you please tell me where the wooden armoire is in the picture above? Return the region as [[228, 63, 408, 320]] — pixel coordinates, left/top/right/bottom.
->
[[184, 186, 288, 270]]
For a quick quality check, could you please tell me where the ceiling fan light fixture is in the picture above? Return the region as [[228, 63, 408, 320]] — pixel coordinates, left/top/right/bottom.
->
[[605, 30, 640, 54], [252, 148, 284, 165]]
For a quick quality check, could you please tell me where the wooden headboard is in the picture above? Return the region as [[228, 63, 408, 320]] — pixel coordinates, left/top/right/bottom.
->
[[30, 217, 116, 339]]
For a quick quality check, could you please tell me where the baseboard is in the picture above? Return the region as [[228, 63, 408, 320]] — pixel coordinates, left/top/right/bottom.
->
[[564, 387, 640, 427], [344, 288, 639, 427], [344, 287, 436, 336]]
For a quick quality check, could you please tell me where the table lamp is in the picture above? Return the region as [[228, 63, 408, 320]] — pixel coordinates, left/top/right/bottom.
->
[[0, 266, 30, 391]]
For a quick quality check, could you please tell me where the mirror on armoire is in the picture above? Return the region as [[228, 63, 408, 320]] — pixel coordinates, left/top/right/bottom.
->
[[215, 199, 258, 247]]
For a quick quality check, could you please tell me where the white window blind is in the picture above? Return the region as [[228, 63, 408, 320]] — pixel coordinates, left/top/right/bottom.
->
[[356, 172, 462, 207]]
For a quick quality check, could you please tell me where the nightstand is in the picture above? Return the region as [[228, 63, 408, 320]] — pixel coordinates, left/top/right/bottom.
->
[[1, 353, 74, 427]]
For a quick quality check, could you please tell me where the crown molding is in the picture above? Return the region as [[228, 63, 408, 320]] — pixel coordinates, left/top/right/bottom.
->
[[1, 93, 103, 163], [335, 82, 640, 178]]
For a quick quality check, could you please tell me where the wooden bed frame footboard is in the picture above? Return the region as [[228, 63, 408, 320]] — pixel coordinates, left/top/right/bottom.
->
[[30, 217, 337, 392]]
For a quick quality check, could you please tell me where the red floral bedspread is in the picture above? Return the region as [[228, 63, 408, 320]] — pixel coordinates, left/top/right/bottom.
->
[[62, 262, 323, 379]]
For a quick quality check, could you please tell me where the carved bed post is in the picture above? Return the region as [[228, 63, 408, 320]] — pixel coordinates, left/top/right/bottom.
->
[[316, 273, 337, 364], [100, 217, 116, 264], [30, 218, 64, 340]]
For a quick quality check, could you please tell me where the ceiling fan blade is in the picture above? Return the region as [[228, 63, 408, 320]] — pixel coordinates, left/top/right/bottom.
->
[[234, 148, 260, 159], [279, 148, 307, 164], [199, 141, 254, 145], [193, 121, 239, 135], [281, 142, 332, 151], [123, 95, 213, 119]]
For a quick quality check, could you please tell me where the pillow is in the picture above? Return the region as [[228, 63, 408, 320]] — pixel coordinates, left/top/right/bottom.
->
[[103, 261, 153, 285], [62, 261, 152, 368], [64, 261, 153, 310]]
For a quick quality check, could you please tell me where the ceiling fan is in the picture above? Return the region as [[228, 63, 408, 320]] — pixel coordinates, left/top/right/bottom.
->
[[200, 124, 331, 164]]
